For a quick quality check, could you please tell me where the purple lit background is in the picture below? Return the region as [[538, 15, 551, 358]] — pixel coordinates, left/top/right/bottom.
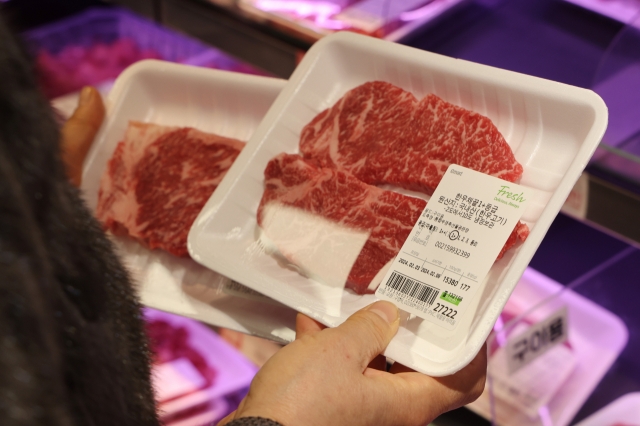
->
[[245, 0, 461, 38]]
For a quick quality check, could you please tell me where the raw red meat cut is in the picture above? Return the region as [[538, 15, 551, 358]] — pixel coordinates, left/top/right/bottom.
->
[[300, 81, 524, 195], [498, 221, 529, 260], [257, 154, 527, 294], [96, 121, 244, 257], [258, 153, 425, 295]]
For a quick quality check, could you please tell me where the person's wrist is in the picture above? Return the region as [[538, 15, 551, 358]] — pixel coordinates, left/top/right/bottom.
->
[[234, 405, 291, 426], [226, 416, 284, 426]]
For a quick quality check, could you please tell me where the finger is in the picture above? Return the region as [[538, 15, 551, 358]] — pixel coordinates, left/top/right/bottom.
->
[[295, 313, 325, 339], [327, 300, 399, 370], [60, 86, 105, 187], [367, 354, 387, 371], [388, 361, 414, 374]]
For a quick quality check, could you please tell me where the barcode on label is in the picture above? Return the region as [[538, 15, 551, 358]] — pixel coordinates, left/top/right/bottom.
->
[[385, 272, 438, 306]]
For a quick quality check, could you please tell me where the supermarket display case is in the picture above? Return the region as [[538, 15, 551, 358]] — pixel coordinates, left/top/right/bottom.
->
[[468, 268, 628, 426], [587, 10, 640, 243], [19, 7, 265, 98], [233, 0, 468, 43], [104, 0, 473, 77], [3, 0, 640, 424]]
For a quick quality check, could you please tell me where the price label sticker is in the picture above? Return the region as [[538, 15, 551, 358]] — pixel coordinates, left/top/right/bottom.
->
[[376, 165, 529, 330], [506, 306, 569, 375]]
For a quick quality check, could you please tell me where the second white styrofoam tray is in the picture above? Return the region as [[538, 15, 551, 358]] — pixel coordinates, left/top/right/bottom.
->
[[188, 32, 608, 376], [81, 60, 297, 343]]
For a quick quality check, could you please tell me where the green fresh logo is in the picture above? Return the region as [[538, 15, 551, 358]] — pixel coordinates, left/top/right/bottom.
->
[[440, 291, 462, 306], [496, 185, 526, 203]]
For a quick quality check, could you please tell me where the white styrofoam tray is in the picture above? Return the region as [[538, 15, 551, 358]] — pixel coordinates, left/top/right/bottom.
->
[[81, 60, 297, 344], [467, 268, 628, 426], [188, 32, 608, 376]]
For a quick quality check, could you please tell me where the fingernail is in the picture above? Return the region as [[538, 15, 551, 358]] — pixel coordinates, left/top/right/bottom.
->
[[367, 301, 399, 324], [79, 86, 93, 106]]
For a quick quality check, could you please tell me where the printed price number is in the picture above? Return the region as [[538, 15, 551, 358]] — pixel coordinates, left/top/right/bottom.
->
[[434, 241, 470, 258], [460, 283, 470, 291], [442, 276, 459, 287], [433, 302, 457, 319]]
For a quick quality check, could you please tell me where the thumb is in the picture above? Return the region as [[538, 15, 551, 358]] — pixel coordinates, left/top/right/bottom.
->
[[295, 313, 326, 339], [216, 410, 236, 425], [60, 86, 105, 187], [328, 301, 400, 370]]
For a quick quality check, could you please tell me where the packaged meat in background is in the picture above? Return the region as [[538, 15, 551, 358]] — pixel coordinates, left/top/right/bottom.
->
[[146, 318, 218, 387], [144, 309, 257, 426], [22, 7, 269, 99], [96, 121, 244, 257], [35, 39, 163, 98]]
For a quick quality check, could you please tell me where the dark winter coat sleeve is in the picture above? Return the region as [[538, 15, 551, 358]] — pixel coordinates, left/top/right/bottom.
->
[[226, 417, 284, 426], [0, 12, 159, 426]]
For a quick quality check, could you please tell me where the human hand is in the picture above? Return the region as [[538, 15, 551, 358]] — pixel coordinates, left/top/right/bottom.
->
[[218, 301, 487, 426], [60, 86, 105, 187]]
